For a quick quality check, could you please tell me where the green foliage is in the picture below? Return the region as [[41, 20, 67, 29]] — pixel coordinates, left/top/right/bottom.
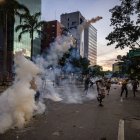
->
[[58, 51, 70, 66], [89, 65, 103, 76], [58, 47, 90, 73], [106, 0, 140, 49], [117, 51, 140, 77]]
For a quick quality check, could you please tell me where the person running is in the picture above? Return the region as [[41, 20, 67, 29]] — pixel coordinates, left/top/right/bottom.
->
[[120, 79, 129, 99], [131, 79, 139, 97], [105, 79, 111, 95], [96, 80, 106, 106]]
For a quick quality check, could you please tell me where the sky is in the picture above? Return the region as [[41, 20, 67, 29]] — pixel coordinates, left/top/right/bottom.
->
[[41, 0, 129, 71]]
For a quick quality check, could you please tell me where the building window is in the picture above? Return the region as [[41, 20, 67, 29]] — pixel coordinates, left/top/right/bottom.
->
[[72, 21, 76, 25], [80, 18, 83, 24], [52, 24, 55, 27], [68, 18, 69, 21]]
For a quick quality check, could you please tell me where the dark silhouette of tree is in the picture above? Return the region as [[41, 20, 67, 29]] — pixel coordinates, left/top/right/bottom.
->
[[106, 0, 140, 49], [58, 46, 90, 74], [89, 65, 103, 76]]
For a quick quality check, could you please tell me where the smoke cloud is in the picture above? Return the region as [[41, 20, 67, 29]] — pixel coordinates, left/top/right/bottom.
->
[[0, 51, 45, 134], [78, 16, 102, 34], [0, 15, 102, 133]]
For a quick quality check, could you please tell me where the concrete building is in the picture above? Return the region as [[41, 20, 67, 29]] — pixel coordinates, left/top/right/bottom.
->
[[61, 11, 85, 55], [14, 0, 41, 57], [60, 11, 97, 65], [84, 25, 97, 65], [112, 62, 123, 73], [41, 20, 63, 53], [61, 11, 85, 30]]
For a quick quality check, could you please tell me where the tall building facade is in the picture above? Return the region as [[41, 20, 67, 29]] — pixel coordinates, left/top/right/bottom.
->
[[60, 11, 97, 65], [84, 25, 97, 65], [61, 11, 85, 56], [14, 0, 41, 57], [0, 2, 14, 80], [61, 11, 85, 30], [41, 20, 62, 53]]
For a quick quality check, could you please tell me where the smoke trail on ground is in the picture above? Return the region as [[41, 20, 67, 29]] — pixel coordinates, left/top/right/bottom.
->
[[0, 51, 45, 134]]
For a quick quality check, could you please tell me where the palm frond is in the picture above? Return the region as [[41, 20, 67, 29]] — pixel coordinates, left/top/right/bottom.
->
[[19, 12, 31, 23], [33, 12, 41, 20], [15, 24, 31, 32], [34, 21, 46, 30], [18, 30, 29, 41]]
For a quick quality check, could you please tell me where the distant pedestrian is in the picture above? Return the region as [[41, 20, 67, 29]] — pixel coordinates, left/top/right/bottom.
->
[[131, 79, 139, 97], [105, 79, 111, 95], [120, 79, 129, 99], [84, 74, 90, 94]]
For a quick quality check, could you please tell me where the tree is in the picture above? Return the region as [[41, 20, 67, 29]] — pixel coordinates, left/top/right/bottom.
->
[[15, 11, 46, 60], [89, 65, 103, 76], [106, 0, 140, 49], [58, 46, 90, 74], [0, 0, 29, 78]]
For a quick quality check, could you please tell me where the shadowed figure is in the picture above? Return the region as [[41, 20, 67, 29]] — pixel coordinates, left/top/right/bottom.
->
[[84, 74, 90, 95], [96, 79, 106, 106]]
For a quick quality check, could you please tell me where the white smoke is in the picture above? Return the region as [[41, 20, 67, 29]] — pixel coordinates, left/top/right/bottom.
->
[[35, 28, 100, 104], [0, 16, 102, 133], [78, 16, 102, 34], [0, 51, 45, 134], [44, 35, 74, 66]]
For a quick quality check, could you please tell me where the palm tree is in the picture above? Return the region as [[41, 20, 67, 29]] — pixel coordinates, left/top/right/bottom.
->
[[0, 0, 29, 80], [15, 11, 46, 60]]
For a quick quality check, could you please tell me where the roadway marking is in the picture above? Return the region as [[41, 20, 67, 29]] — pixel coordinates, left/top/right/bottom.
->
[[118, 119, 124, 140]]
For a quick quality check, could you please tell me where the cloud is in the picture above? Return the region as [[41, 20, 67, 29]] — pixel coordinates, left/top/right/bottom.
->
[[97, 45, 129, 70]]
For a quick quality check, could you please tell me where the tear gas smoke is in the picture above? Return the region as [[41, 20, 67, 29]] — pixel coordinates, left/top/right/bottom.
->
[[34, 35, 98, 104], [34, 17, 102, 104], [43, 35, 74, 66], [78, 16, 102, 34], [0, 15, 102, 133], [0, 51, 45, 134]]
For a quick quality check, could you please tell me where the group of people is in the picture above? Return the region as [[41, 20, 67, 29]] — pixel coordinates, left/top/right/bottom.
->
[[120, 78, 139, 99], [30, 74, 139, 106], [84, 74, 140, 106]]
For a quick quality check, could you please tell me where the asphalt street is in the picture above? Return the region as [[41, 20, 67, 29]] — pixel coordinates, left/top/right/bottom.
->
[[0, 84, 140, 140]]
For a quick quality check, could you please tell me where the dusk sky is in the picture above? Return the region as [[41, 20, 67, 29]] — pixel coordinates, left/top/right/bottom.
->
[[41, 0, 129, 70]]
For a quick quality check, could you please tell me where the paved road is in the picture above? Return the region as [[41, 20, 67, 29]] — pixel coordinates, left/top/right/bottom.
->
[[0, 84, 140, 140]]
